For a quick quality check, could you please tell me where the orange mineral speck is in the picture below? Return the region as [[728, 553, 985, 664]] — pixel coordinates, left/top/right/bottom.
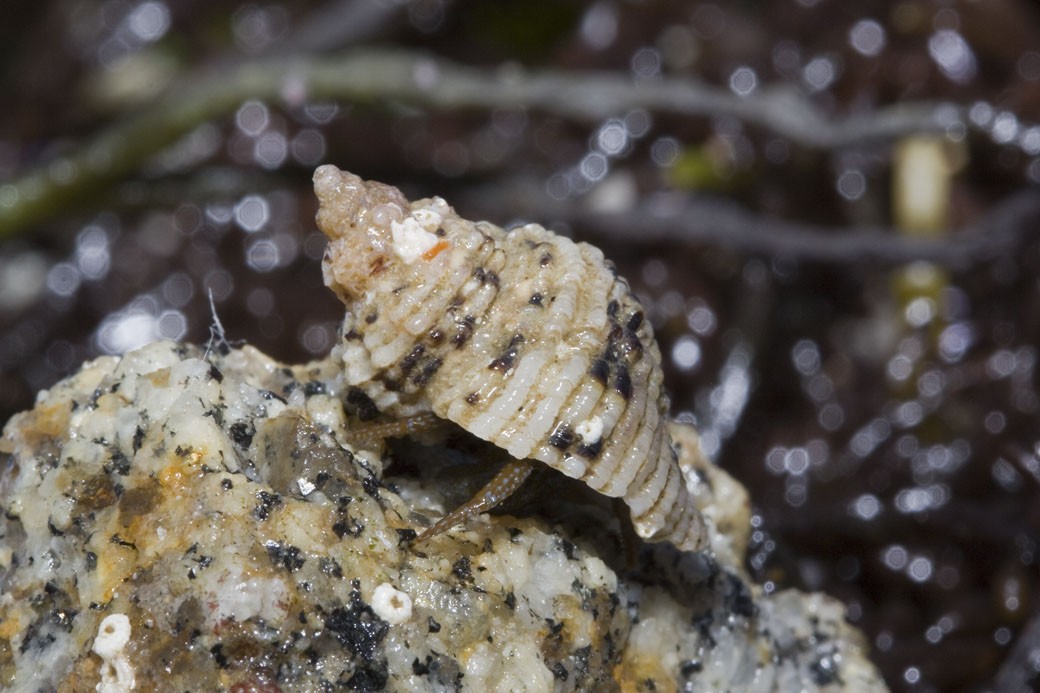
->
[[422, 239, 450, 261]]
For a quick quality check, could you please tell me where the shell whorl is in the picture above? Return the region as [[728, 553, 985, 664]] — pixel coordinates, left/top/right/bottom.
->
[[315, 165, 706, 552]]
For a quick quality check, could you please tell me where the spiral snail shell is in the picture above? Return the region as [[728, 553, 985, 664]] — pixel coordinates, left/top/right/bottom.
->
[[315, 165, 706, 552]]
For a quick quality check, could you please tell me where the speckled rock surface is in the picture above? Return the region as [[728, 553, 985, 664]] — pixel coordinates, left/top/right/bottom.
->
[[0, 340, 886, 691]]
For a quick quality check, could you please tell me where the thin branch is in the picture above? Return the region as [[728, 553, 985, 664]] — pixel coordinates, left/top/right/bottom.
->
[[1, 50, 957, 239], [462, 183, 1040, 269], [273, 0, 409, 55]]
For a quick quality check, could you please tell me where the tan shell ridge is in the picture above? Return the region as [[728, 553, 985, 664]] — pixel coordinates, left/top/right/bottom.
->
[[314, 164, 707, 552]]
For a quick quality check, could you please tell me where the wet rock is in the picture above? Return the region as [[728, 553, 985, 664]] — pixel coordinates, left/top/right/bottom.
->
[[0, 340, 885, 691]]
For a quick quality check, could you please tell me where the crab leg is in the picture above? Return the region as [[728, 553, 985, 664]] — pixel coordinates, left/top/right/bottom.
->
[[417, 459, 533, 541]]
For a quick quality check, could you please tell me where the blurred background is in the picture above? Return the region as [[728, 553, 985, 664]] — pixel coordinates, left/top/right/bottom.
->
[[2, 1, 1040, 690]]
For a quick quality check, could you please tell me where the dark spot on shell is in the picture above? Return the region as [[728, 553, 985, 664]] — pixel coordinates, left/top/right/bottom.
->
[[622, 331, 644, 359], [428, 328, 445, 345], [347, 387, 380, 421], [589, 358, 609, 385], [412, 358, 442, 387], [576, 439, 603, 459], [365, 312, 378, 324], [453, 315, 475, 348], [400, 345, 426, 376], [488, 334, 524, 372], [614, 365, 632, 400], [529, 293, 543, 306], [488, 354, 515, 373], [343, 329, 361, 341], [465, 392, 481, 405], [549, 423, 575, 450], [626, 311, 644, 331], [607, 300, 620, 318], [540, 252, 553, 266], [435, 227, 446, 237], [474, 267, 501, 287]]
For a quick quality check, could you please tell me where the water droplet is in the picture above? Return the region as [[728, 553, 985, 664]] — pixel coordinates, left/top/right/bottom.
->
[[728, 66, 757, 96], [236, 101, 270, 136], [234, 195, 269, 232], [929, 29, 977, 84], [581, 2, 618, 50], [128, 1, 171, 42], [246, 238, 280, 272], [630, 47, 662, 79], [836, 169, 866, 200], [802, 55, 838, 92], [849, 19, 886, 57], [671, 335, 701, 371]]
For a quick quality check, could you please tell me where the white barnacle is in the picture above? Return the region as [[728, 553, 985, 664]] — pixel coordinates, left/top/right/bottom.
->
[[575, 415, 604, 445], [390, 216, 440, 264], [92, 613, 135, 693], [371, 582, 413, 624]]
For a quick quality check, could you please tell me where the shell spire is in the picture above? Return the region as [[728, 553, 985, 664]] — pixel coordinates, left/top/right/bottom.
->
[[315, 164, 707, 552]]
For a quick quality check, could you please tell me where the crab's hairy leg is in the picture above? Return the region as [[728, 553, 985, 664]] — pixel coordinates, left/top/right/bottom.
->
[[346, 412, 442, 449], [417, 459, 534, 541]]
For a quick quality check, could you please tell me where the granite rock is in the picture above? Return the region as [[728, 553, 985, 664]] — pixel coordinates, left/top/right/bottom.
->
[[0, 340, 886, 691]]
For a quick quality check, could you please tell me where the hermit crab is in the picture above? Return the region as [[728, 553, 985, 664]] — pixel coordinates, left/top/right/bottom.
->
[[315, 165, 707, 552]]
